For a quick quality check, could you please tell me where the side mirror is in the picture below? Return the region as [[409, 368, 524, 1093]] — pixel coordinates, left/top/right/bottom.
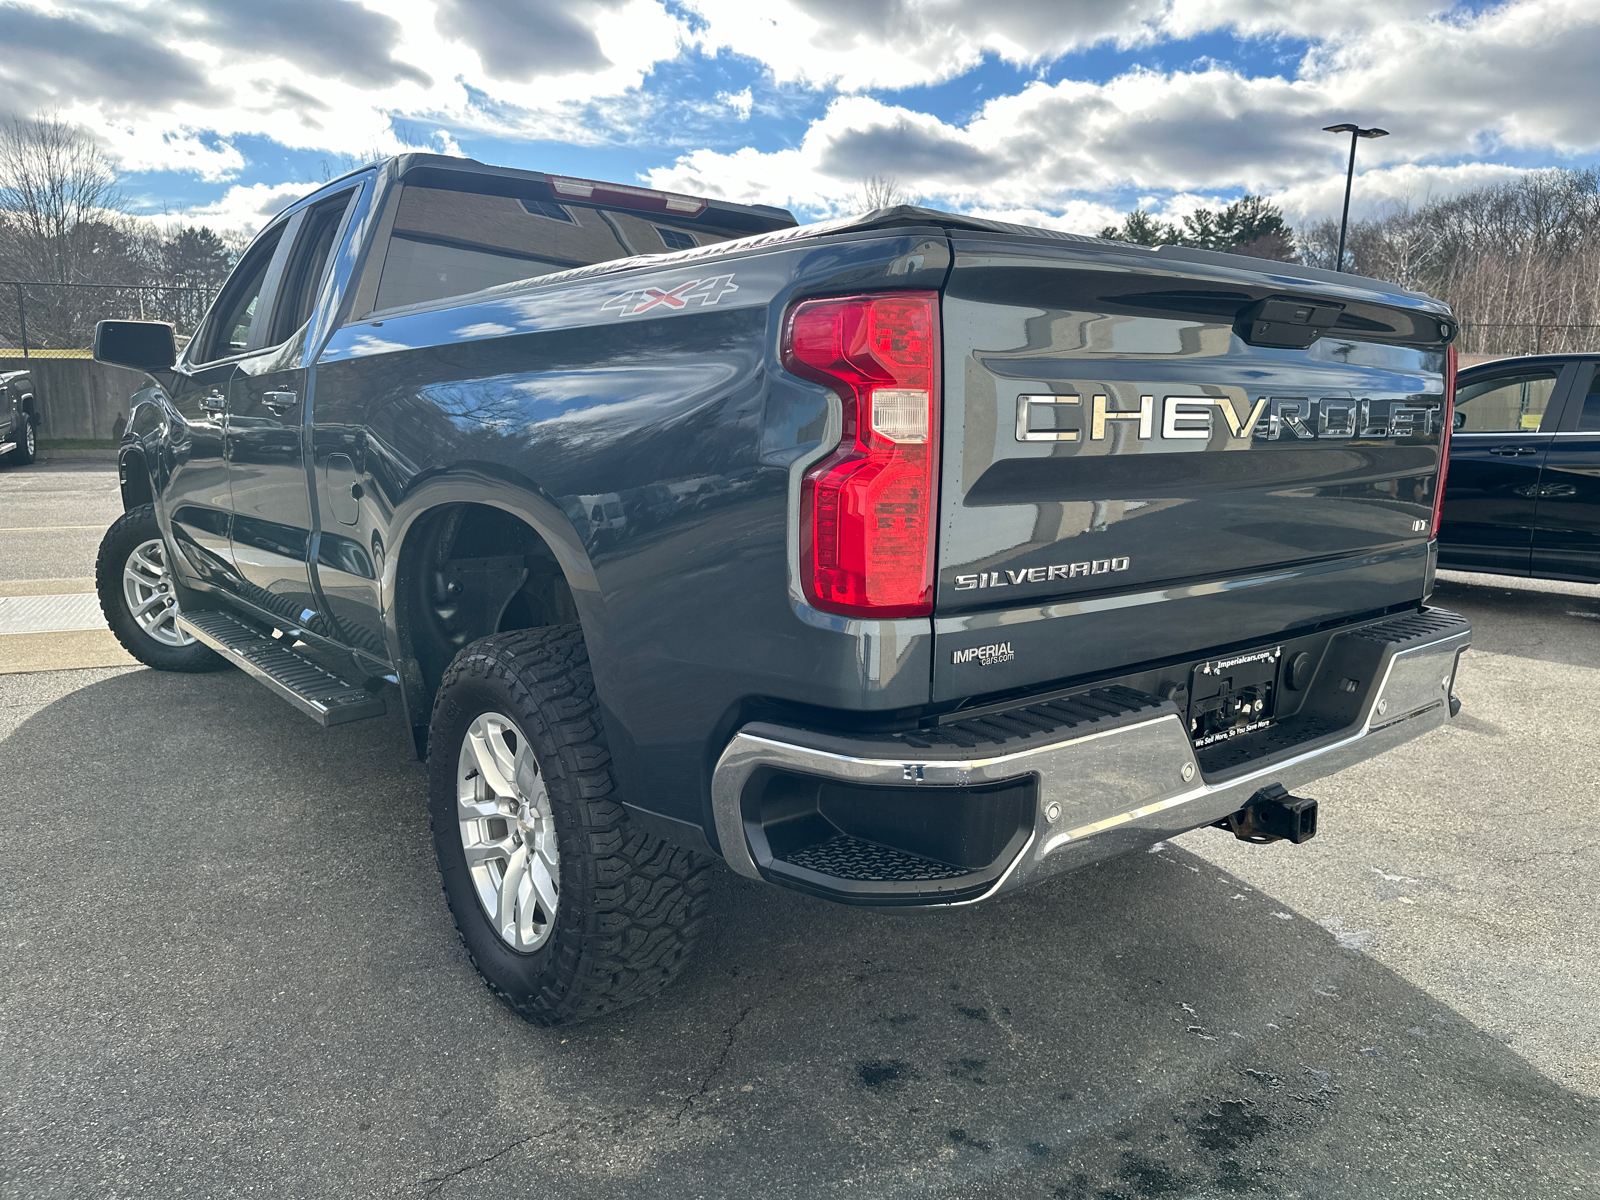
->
[[93, 320, 177, 373], [1452, 410, 1466, 431]]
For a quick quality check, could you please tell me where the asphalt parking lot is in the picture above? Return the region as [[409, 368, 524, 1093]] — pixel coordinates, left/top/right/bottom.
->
[[2, 461, 1597, 1199]]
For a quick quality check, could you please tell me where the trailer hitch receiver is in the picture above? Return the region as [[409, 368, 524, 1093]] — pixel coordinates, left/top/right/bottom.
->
[[1214, 783, 1318, 845]]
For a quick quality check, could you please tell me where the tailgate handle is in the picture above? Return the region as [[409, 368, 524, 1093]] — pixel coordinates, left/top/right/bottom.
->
[[1235, 296, 1344, 349]]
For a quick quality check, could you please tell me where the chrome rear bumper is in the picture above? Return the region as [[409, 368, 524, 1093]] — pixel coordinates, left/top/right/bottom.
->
[[712, 612, 1470, 905]]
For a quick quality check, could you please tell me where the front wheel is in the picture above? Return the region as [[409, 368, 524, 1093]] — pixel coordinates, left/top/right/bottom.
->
[[95, 505, 224, 671], [428, 625, 714, 1026], [8, 414, 36, 465]]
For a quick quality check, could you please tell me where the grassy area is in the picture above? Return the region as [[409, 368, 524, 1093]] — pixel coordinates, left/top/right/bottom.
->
[[39, 439, 119, 450]]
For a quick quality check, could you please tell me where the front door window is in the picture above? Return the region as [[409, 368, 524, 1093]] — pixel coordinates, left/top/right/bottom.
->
[[1454, 370, 1559, 433], [193, 228, 284, 364]]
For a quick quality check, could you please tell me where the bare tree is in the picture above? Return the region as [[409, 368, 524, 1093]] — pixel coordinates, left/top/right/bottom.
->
[[855, 174, 909, 213], [0, 112, 124, 284], [0, 111, 244, 349], [1310, 169, 1600, 355]]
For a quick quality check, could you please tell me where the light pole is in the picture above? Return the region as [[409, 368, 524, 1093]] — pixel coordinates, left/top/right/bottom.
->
[[1323, 123, 1389, 272]]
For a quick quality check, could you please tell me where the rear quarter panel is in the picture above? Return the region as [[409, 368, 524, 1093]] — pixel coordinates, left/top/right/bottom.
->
[[313, 231, 949, 839]]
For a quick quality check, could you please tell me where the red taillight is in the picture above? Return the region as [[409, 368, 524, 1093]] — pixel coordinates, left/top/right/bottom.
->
[[1432, 342, 1457, 537], [782, 291, 941, 617]]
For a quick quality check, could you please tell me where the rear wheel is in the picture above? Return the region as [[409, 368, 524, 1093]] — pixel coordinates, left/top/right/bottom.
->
[[95, 506, 224, 671], [8, 414, 36, 465], [428, 625, 715, 1026]]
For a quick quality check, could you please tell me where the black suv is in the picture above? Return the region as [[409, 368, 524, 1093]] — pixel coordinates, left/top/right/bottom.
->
[[1439, 353, 1600, 582]]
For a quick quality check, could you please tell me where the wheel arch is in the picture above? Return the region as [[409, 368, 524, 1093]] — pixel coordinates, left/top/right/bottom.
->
[[117, 446, 154, 511], [383, 471, 602, 756]]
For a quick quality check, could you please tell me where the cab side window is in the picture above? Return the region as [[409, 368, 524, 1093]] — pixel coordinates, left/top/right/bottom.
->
[[1453, 370, 1559, 433], [194, 227, 283, 363], [271, 192, 355, 345]]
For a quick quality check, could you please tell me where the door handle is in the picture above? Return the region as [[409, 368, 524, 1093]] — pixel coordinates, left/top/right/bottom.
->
[[200, 391, 227, 414], [1489, 445, 1538, 456], [262, 390, 299, 416]]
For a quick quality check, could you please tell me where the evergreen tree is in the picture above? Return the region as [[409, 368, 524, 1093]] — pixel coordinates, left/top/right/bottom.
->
[[161, 227, 234, 292], [1097, 208, 1176, 246], [1099, 195, 1297, 261]]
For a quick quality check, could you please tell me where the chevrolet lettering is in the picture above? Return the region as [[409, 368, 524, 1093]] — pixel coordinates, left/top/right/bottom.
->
[[1015, 393, 1441, 444], [91, 154, 1469, 1027]]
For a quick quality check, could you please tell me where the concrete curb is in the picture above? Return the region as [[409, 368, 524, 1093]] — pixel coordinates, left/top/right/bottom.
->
[[39, 449, 119, 461]]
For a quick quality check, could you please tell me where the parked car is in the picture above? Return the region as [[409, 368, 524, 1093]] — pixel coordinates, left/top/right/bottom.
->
[[0, 369, 39, 465], [92, 154, 1470, 1025], [1438, 353, 1600, 581]]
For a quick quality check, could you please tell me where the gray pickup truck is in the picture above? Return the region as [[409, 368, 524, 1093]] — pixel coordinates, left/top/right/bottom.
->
[[92, 154, 1470, 1025], [0, 369, 39, 465]]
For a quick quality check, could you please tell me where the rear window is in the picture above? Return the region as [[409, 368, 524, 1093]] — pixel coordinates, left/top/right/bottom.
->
[[373, 182, 756, 312]]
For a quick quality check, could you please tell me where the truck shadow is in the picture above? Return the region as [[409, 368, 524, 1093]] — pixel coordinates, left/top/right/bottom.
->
[[3, 667, 1595, 1200]]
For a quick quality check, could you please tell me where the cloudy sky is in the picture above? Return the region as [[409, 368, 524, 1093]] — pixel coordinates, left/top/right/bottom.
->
[[3, 0, 1598, 236]]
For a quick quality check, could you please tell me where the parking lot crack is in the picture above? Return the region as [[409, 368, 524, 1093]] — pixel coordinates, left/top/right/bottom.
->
[[673, 1005, 752, 1123], [411, 1123, 570, 1198]]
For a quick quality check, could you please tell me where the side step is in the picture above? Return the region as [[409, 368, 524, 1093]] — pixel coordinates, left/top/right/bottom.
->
[[177, 609, 386, 727]]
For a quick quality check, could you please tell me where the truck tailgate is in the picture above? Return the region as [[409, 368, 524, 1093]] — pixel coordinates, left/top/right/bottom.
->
[[934, 236, 1452, 702]]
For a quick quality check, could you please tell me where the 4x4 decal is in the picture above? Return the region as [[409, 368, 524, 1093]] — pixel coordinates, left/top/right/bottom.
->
[[602, 273, 738, 316]]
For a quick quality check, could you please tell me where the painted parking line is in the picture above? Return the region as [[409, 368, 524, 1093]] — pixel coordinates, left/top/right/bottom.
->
[[0, 577, 96, 598], [0, 629, 135, 673], [0, 591, 134, 673], [0, 593, 108, 635]]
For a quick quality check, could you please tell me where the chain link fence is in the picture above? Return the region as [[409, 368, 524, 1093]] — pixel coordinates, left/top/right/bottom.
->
[[1, 281, 214, 358]]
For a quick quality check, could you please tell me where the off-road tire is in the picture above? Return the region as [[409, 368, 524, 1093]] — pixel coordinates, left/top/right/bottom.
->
[[95, 505, 225, 672], [428, 625, 716, 1026], [9, 414, 36, 465]]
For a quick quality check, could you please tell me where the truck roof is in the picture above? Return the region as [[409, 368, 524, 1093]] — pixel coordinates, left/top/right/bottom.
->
[[446, 200, 1452, 320], [329, 153, 800, 236]]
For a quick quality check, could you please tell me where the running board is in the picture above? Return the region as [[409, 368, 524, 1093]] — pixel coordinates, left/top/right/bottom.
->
[[176, 609, 387, 726]]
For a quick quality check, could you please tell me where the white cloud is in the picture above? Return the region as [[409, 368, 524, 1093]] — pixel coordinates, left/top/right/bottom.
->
[[1161, 0, 1449, 41], [682, 0, 1166, 92], [652, 1, 1600, 227], [961, 202, 1128, 234], [1267, 162, 1538, 224], [0, 0, 1595, 241], [0, 0, 689, 173], [146, 181, 317, 232], [717, 88, 754, 120]]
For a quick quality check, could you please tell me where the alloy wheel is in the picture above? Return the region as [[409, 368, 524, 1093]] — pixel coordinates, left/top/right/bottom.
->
[[457, 712, 560, 952], [122, 538, 195, 647]]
